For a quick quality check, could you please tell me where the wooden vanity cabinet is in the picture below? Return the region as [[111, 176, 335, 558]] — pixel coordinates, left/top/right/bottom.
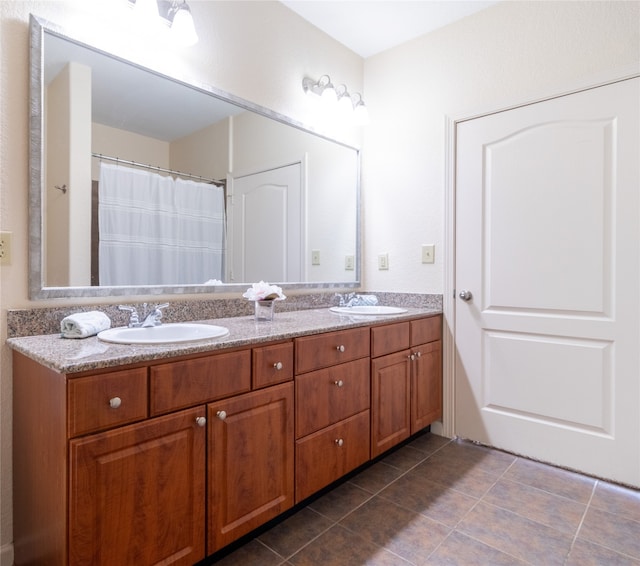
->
[[69, 407, 206, 566], [294, 328, 371, 503], [207, 382, 294, 552], [370, 315, 442, 458], [12, 314, 442, 565]]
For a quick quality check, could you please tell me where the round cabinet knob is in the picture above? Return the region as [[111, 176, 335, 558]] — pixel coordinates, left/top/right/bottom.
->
[[459, 289, 473, 301], [415, 351, 422, 358], [109, 397, 122, 409], [335, 438, 344, 447], [409, 354, 415, 361], [195, 416, 206, 427], [273, 362, 283, 370], [336, 345, 345, 353], [334, 380, 344, 387], [216, 410, 227, 421]]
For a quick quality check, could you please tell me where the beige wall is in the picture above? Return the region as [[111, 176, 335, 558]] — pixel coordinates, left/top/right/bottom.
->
[[362, 0, 640, 294], [1, 0, 638, 563]]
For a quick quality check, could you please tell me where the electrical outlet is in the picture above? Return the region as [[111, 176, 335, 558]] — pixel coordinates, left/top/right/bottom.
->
[[345, 255, 355, 270], [421, 244, 435, 264], [311, 249, 321, 265], [0, 231, 12, 266], [378, 253, 389, 270]]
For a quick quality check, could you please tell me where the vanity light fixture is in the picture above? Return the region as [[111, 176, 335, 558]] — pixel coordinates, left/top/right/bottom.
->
[[303, 75, 369, 126], [132, 0, 159, 19], [352, 93, 370, 126], [167, 0, 198, 46], [129, 0, 199, 46], [302, 75, 337, 102], [336, 84, 354, 113]]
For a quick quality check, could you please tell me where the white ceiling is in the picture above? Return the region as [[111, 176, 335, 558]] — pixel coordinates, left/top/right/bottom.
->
[[280, 0, 500, 58]]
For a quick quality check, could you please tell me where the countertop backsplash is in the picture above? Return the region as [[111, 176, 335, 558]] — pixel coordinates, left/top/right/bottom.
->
[[7, 292, 442, 338]]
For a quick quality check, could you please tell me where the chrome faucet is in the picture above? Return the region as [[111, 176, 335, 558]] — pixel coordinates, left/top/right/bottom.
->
[[335, 292, 356, 307], [118, 303, 169, 328], [141, 303, 169, 327], [335, 293, 379, 308]]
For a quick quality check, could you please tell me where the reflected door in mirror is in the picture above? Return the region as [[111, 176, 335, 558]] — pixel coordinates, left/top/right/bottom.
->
[[229, 163, 302, 283]]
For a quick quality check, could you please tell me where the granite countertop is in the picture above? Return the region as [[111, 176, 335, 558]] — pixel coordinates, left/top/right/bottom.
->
[[7, 307, 441, 375]]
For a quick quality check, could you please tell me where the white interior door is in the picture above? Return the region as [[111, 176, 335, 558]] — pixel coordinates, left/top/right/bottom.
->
[[455, 77, 640, 487], [228, 163, 303, 283]]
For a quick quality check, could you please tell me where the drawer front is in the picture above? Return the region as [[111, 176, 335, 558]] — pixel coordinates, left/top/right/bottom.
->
[[410, 315, 442, 346], [253, 342, 294, 389], [295, 327, 370, 374], [295, 410, 370, 503], [68, 368, 148, 437], [371, 322, 410, 358], [296, 358, 370, 438], [150, 350, 251, 415]]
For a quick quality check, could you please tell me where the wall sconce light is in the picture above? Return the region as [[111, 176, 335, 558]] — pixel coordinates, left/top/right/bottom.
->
[[166, 1, 198, 46], [129, 0, 199, 46], [132, 0, 159, 19], [303, 75, 369, 126], [352, 93, 370, 126], [302, 75, 337, 102]]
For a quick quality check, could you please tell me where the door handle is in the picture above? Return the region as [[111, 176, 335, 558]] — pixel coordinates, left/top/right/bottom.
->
[[459, 290, 473, 301]]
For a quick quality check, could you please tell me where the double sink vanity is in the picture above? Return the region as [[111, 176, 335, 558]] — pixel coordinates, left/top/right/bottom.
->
[[9, 305, 442, 566]]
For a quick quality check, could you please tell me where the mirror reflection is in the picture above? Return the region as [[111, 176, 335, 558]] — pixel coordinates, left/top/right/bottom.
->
[[30, 15, 360, 299]]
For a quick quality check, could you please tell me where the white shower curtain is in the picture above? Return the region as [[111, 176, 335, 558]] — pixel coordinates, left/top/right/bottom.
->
[[98, 162, 225, 286]]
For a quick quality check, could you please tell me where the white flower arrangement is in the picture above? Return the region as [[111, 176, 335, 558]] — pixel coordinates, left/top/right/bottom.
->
[[242, 281, 287, 302]]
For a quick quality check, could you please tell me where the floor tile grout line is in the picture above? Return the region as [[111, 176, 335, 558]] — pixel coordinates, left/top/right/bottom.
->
[[348, 439, 455, 498], [429, 456, 547, 566], [562, 480, 598, 565], [280, 441, 456, 564]]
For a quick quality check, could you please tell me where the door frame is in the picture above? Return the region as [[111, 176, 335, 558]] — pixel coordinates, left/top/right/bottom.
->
[[441, 68, 640, 440]]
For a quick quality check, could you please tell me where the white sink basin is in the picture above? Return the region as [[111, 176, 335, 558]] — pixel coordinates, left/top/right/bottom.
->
[[98, 323, 229, 345], [329, 306, 408, 316]]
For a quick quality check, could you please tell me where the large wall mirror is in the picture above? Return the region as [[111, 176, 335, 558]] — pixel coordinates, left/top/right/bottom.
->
[[29, 15, 360, 299]]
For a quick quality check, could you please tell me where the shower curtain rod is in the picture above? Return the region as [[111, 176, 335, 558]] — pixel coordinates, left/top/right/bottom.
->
[[92, 153, 225, 186]]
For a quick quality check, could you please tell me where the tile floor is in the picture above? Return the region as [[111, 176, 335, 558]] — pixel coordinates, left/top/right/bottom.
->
[[211, 433, 640, 565]]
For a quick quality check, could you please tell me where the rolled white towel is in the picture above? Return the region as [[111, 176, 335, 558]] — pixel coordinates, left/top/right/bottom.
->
[[61, 311, 111, 339]]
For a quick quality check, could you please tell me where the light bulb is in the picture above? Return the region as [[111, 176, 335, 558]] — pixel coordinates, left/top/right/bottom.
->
[[133, 0, 159, 19], [354, 100, 370, 126], [322, 86, 337, 101], [171, 2, 198, 46]]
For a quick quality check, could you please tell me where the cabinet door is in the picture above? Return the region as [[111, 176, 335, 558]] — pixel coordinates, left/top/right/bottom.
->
[[208, 382, 294, 552], [371, 350, 411, 458], [69, 407, 206, 566], [411, 340, 443, 433]]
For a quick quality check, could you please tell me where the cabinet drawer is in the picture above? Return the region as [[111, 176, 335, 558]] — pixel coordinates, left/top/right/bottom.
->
[[295, 327, 370, 374], [410, 315, 442, 346], [150, 350, 251, 415], [68, 368, 148, 437], [295, 410, 370, 503], [296, 358, 370, 438], [253, 342, 294, 389], [371, 322, 410, 358]]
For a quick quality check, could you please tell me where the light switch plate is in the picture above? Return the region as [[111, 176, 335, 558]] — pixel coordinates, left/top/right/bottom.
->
[[421, 244, 435, 264], [378, 253, 389, 270], [345, 255, 355, 270], [311, 250, 321, 265]]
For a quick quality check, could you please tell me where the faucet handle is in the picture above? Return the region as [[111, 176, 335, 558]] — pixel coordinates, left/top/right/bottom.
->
[[118, 305, 139, 327], [154, 303, 169, 321]]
